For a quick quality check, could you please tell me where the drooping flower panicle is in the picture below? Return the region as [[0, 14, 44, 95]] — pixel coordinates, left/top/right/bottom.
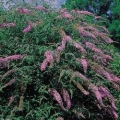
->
[[23, 24, 33, 33], [0, 23, 16, 28]]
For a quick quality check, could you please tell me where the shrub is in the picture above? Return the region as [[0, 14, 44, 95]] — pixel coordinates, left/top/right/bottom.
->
[[0, 6, 120, 120]]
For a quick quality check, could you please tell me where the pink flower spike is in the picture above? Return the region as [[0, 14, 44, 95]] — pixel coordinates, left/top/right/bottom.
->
[[62, 89, 71, 110], [8, 95, 16, 106], [62, 12, 73, 19], [40, 59, 48, 71], [45, 51, 54, 67], [0, 23, 16, 28], [101, 36, 114, 43], [0, 55, 25, 68], [0, 58, 8, 68], [23, 24, 33, 33], [48, 88, 65, 110], [77, 58, 88, 72], [73, 42, 87, 53], [111, 108, 118, 119], [57, 46, 64, 52], [76, 10, 94, 16], [90, 85, 105, 107], [17, 8, 31, 14], [6, 54, 25, 61], [85, 42, 103, 54], [110, 74, 120, 83], [34, 6, 48, 12], [85, 42, 95, 48], [103, 55, 113, 60], [98, 86, 109, 98], [62, 35, 72, 42], [78, 27, 98, 40]]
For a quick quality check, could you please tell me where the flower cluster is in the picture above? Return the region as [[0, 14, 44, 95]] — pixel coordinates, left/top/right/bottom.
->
[[0, 54, 25, 68], [23, 24, 33, 33], [57, 9, 73, 19], [48, 88, 71, 110], [40, 51, 54, 71], [0, 23, 16, 28], [76, 10, 94, 16], [34, 6, 48, 12], [17, 8, 31, 14]]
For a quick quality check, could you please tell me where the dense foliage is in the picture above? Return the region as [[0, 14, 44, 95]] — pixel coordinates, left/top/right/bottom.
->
[[65, 0, 120, 45], [0, 6, 120, 120]]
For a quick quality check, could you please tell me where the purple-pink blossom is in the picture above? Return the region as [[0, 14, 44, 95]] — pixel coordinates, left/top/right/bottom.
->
[[78, 27, 97, 40], [89, 84, 105, 107], [76, 58, 88, 72], [58, 10, 73, 20], [76, 10, 94, 16], [73, 42, 87, 53], [8, 95, 16, 106], [92, 65, 120, 83], [23, 24, 33, 33], [85, 42, 103, 54], [62, 89, 71, 110], [99, 26, 109, 34], [48, 88, 71, 111], [45, 51, 54, 67], [100, 35, 114, 43], [57, 46, 64, 52], [40, 51, 54, 71], [40, 59, 48, 71], [61, 12, 73, 19], [34, 6, 48, 12], [48, 88, 65, 110], [6, 54, 25, 61], [0, 54, 25, 68], [17, 8, 31, 14], [111, 107, 118, 119], [61, 35, 72, 49], [103, 54, 113, 63], [0, 23, 16, 28], [98, 86, 110, 98]]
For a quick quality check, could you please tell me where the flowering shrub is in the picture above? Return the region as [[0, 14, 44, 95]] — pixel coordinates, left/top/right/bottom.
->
[[0, 6, 120, 120]]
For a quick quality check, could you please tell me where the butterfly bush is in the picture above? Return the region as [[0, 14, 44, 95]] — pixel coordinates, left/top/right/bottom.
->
[[0, 6, 119, 120]]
